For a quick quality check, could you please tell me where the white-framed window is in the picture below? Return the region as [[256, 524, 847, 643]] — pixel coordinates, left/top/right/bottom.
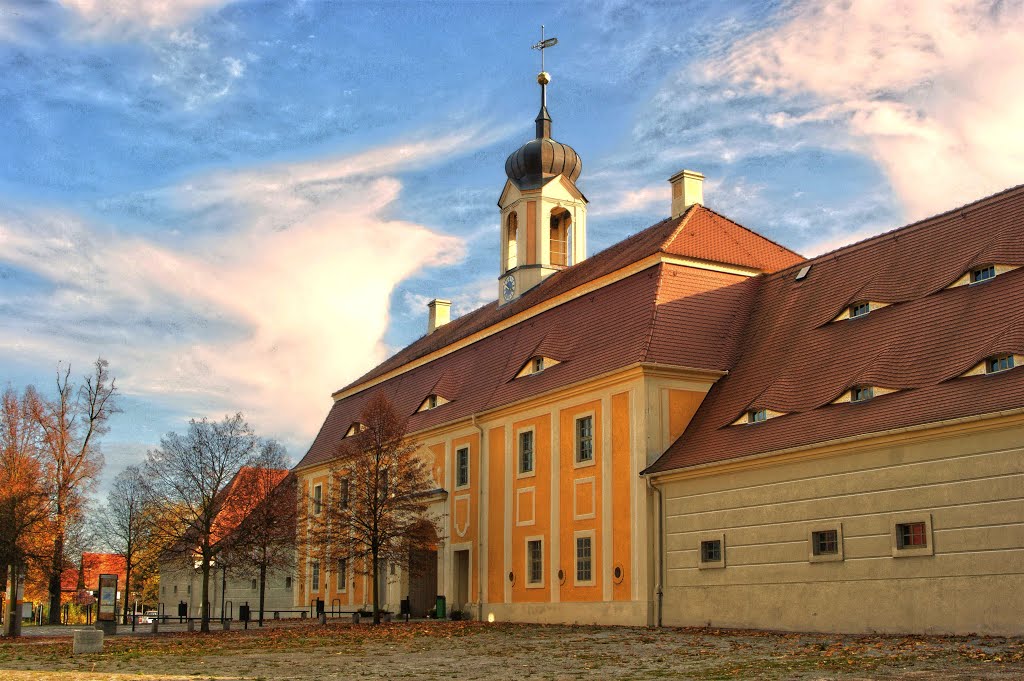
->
[[808, 524, 844, 563], [340, 477, 350, 509], [575, 415, 594, 464], [312, 484, 322, 515], [747, 409, 767, 424], [311, 560, 320, 591], [971, 264, 996, 283], [518, 429, 535, 475], [987, 354, 1015, 374], [698, 533, 726, 569], [891, 514, 934, 558], [849, 301, 871, 318], [574, 531, 595, 585], [851, 386, 874, 403], [526, 537, 544, 586], [455, 446, 470, 488], [340, 559, 350, 591]]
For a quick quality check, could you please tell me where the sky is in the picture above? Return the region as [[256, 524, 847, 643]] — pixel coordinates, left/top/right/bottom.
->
[[2, 0, 1023, 495]]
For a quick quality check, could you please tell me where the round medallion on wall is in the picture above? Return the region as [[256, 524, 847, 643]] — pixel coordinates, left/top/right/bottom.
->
[[557, 568, 565, 585], [612, 564, 624, 584], [508, 571, 515, 584], [502, 275, 516, 302]]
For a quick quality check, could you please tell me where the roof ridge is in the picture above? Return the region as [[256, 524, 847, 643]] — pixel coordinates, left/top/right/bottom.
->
[[656, 204, 696, 250], [696, 203, 804, 260], [767, 182, 1024, 281], [640, 264, 666, 363]]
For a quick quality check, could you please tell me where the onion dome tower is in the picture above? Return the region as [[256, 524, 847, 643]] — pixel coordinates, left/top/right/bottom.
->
[[497, 61, 588, 306]]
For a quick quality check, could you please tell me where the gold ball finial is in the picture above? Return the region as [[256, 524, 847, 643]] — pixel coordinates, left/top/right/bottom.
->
[[537, 71, 551, 85]]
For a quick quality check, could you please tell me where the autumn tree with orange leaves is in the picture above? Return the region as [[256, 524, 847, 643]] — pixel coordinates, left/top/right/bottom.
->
[[306, 393, 440, 624], [0, 386, 50, 637]]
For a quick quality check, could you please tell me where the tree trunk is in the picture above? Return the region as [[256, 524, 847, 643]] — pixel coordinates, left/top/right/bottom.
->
[[47, 534, 64, 625], [200, 562, 210, 633], [121, 565, 132, 625], [258, 562, 266, 627], [371, 548, 380, 625]]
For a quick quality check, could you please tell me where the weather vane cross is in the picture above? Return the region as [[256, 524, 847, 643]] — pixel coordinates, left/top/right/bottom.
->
[[532, 25, 558, 72]]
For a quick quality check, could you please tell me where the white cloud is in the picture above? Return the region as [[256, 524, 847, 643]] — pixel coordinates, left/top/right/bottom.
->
[[708, 0, 1024, 220], [59, 0, 228, 34], [591, 184, 665, 216], [0, 130, 509, 444]]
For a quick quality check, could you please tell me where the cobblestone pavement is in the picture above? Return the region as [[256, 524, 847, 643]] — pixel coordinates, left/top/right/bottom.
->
[[0, 620, 1021, 680]]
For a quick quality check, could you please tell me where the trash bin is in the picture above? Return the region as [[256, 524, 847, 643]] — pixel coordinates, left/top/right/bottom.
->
[[435, 595, 446, 620], [239, 605, 250, 623], [316, 599, 325, 616]]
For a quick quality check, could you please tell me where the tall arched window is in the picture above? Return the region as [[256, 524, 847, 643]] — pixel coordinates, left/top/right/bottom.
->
[[506, 212, 518, 271], [550, 207, 571, 266]]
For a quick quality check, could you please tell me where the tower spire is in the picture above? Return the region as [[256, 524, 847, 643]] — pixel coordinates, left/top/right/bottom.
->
[[531, 25, 557, 139]]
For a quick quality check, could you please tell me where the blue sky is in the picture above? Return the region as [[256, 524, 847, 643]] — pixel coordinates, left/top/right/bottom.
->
[[2, 0, 1023, 493]]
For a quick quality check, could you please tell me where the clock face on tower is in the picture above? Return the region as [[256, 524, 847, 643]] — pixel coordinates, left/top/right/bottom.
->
[[503, 275, 516, 302]]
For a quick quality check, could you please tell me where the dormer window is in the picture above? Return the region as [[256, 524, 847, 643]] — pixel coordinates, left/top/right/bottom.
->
[[515, 355, 560, 379], [851, 386, 874, 403], [849, 302, 871, 319], [970, 265, 996, 283], [344, 423, 364, 438], [747, 409, 767, 424], [987, 354, 1015, 374], [417, 394, 449, 412]]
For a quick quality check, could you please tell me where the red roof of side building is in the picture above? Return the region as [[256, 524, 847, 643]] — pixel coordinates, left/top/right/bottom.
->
[[646, 183, 1024, 474], [337, 204, 803, 394]]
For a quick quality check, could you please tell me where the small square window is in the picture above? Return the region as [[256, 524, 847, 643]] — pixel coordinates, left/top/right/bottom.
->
[[851, 386, 874, 402], [698, 533, 725, 569], [532, 357, 545, 373], [808, 525, 844, 562], [891, 514, 934, 557], [527, 539, 543, 584], [813, 530, 838, 555], [971, 265, 996, 283], [518, 430, 534, 474], [987, 355, 1015, 374], [850, 302, 871, 318], [701, 540, 721, 562], [575, 415, 594, 463], [747, 409, 767, 424], [456, 447, 470, 487], [575, 536, 593, 583]]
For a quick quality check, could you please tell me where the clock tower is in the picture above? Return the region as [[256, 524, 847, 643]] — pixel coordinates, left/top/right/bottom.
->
[[497, 38, 587, 306]]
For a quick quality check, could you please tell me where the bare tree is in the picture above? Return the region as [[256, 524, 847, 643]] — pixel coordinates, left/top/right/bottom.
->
[[143, 413, 259, 633], [221, 441, 295, 626], [0, 386, 49, 637], [34, 358, 118, 624], [306, 393, 440, 624], [92, 465, 159, 624]]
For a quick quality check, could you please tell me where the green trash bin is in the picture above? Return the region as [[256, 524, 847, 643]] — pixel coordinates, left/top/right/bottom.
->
[[435, 595, 446, 620]]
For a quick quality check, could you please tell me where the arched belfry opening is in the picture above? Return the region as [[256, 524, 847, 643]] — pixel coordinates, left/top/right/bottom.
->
[[550, 207, 571, 266], [506, 212, 519, 271]]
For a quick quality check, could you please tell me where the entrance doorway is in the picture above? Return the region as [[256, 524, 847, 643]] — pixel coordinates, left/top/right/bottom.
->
[[453, 549, 469, 613], [407, 549, 438, 617]]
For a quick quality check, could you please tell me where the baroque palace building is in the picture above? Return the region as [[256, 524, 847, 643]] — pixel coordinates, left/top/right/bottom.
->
[[292, 68, 1024, 635]]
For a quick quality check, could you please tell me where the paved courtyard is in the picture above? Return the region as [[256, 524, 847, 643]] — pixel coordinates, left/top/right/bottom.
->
[[0, 620, 1021, 680]]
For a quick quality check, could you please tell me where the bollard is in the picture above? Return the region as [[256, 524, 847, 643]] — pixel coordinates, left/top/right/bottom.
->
[[223, 619, 231, 631], [352, 612, 360, 624], [318, 612, 327, 625], [150, 620, 159, 634], [73, 629, 104, 654]]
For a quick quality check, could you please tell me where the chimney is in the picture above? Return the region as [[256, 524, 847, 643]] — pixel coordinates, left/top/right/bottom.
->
[[427, 299, 451, 334], [668, 169, 704, 218]]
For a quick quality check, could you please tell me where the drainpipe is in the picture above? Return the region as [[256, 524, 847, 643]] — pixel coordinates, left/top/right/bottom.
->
[[471, 414, 486, 623], [646, 475, 664, 628]]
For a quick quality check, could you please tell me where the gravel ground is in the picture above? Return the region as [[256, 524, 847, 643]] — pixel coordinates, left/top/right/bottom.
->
[[0, 620, 1021, 680]]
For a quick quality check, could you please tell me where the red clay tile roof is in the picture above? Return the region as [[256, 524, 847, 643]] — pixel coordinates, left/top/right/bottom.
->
[[338, 205, 803, 395], [210, 467, 290, 544], [646, 183, 1024, 474], [297, 260, 756, 471]]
